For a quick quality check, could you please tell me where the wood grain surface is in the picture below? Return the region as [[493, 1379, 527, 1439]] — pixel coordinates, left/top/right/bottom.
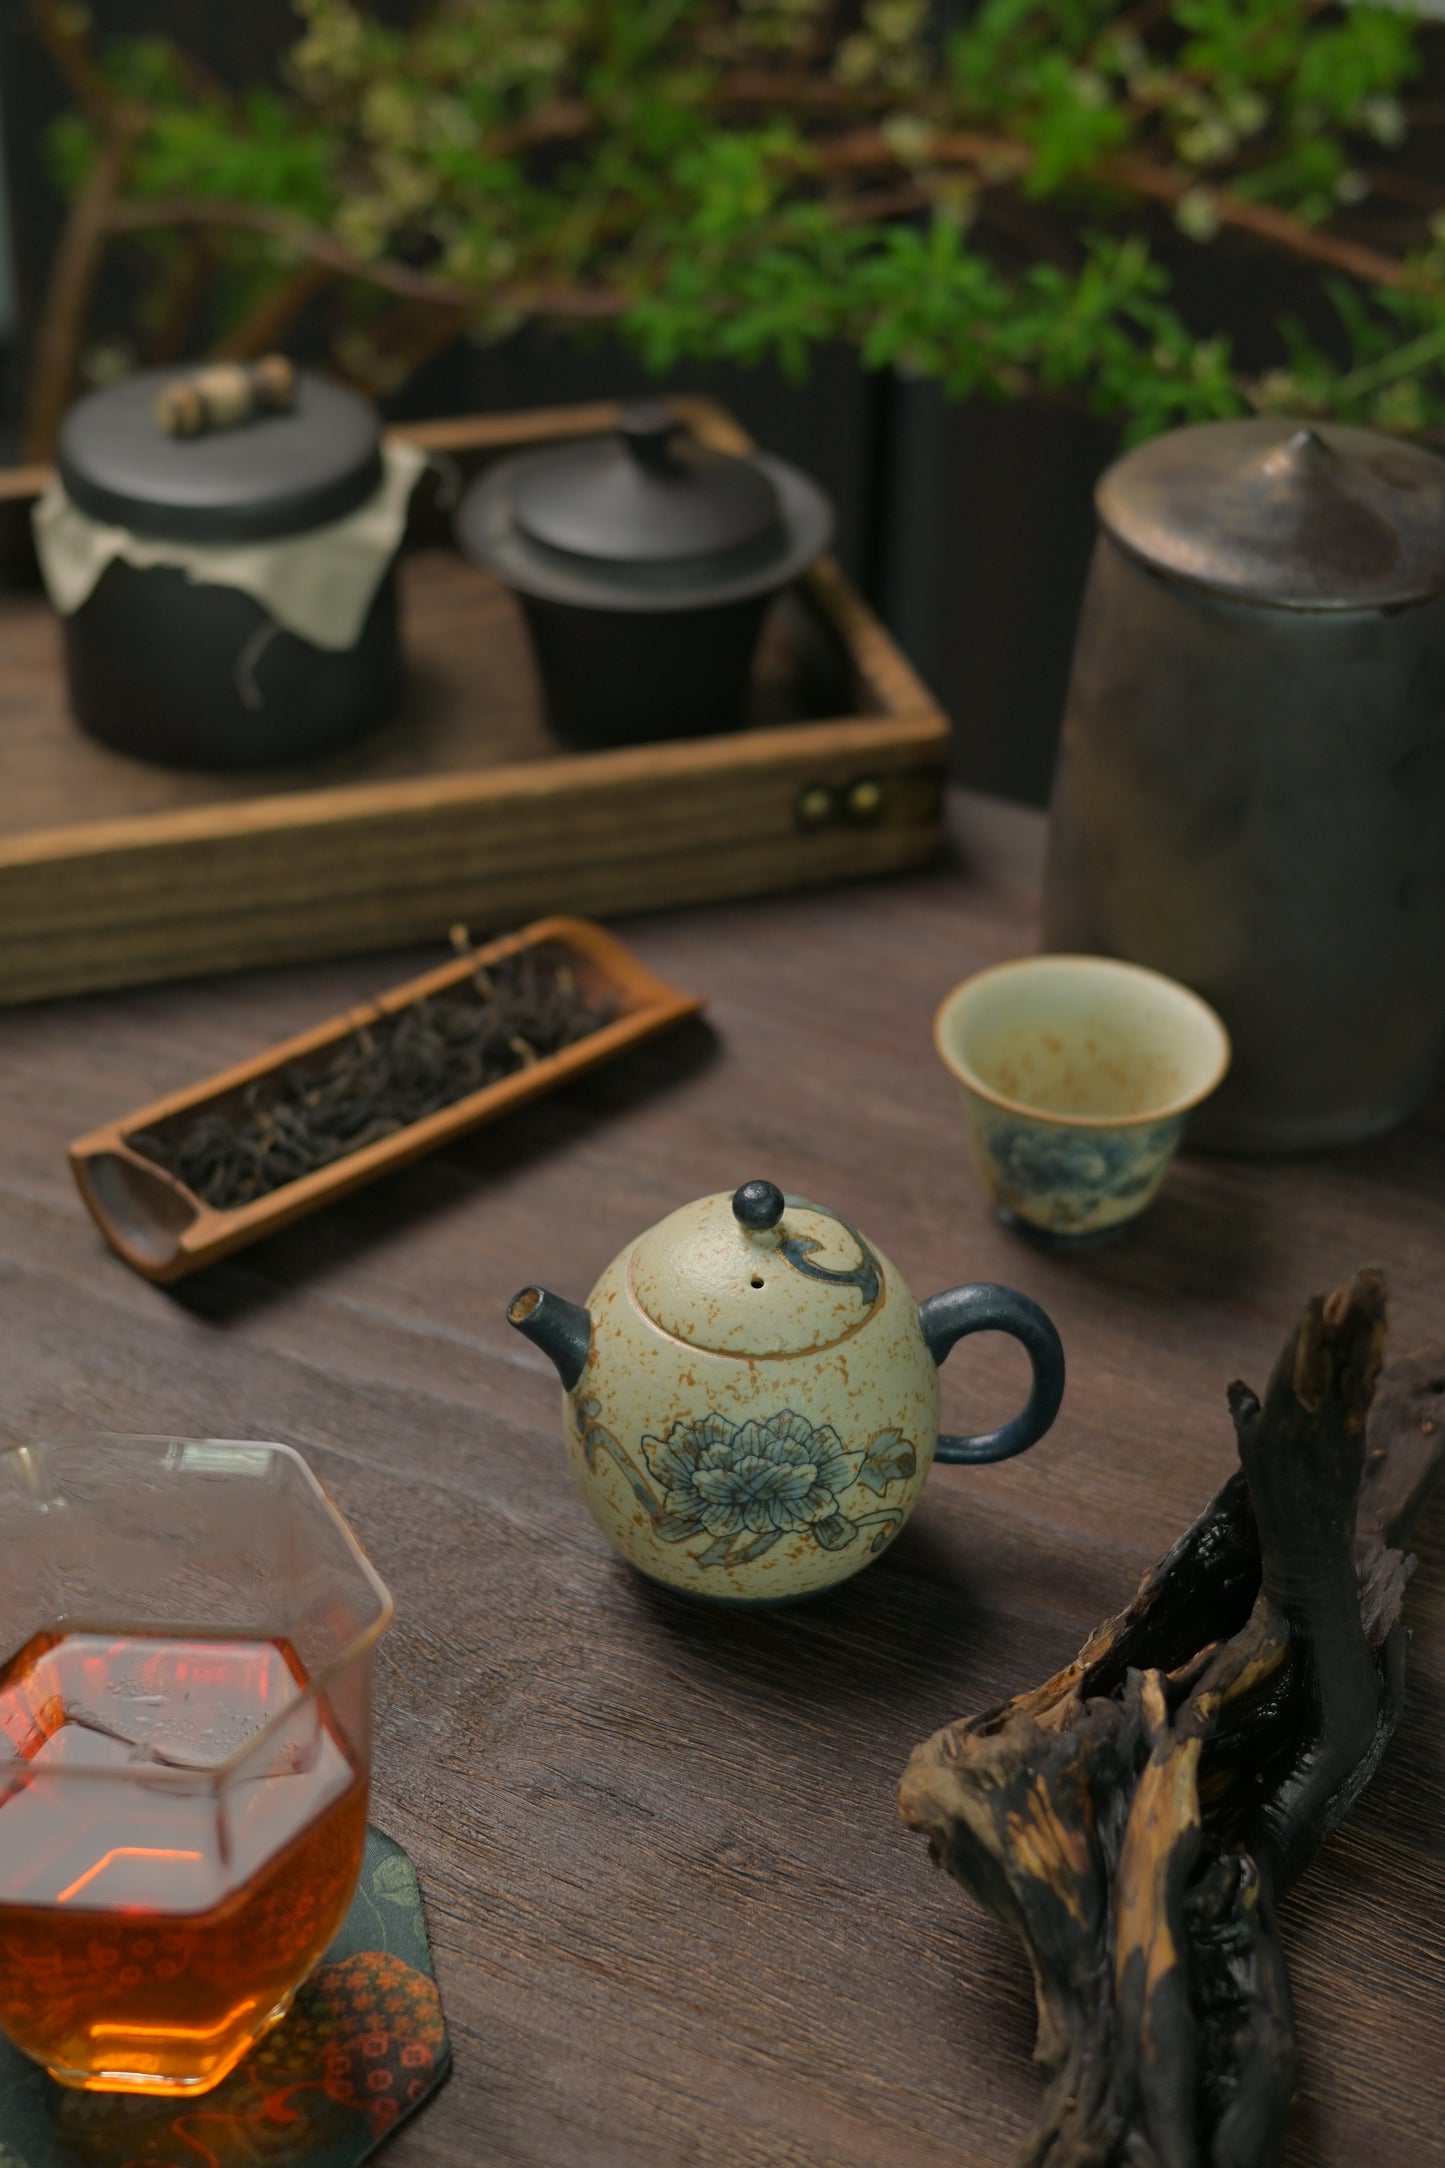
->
[[1, 792, 1441, 2166]]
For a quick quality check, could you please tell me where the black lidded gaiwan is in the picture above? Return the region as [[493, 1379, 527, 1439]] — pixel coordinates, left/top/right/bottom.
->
[[50, 369, 405, 769], [455, 403, 834, 747]]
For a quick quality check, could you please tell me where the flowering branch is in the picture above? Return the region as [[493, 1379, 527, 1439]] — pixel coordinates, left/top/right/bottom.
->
[[23, 0, 1445, 453]]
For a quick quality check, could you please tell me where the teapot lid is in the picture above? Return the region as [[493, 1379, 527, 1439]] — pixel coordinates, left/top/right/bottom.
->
[[1097, 417, 1445, 610], [627, 1182, 887, 1358]]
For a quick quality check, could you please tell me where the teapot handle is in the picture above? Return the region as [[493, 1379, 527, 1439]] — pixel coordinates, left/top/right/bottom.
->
[[918, 1284, 1065, 1465]]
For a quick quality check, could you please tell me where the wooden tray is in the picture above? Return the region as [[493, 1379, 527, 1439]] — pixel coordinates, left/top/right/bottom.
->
[[0, 399, 948, 1006], [69, 914, 702, 1282]]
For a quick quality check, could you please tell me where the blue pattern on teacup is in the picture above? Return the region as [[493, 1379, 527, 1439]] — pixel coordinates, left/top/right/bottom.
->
[[985, 1116, 1183, 1202]]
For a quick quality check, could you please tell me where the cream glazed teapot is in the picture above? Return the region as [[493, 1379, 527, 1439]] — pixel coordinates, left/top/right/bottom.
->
[[508, 1180, 1065, 1603]]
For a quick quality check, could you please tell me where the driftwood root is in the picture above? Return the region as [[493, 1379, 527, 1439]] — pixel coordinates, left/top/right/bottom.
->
[[899, 1271, 1445, 2168]]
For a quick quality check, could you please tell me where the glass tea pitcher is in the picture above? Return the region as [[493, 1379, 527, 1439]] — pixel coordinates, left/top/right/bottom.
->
[[0, 1435, 392, 2095]]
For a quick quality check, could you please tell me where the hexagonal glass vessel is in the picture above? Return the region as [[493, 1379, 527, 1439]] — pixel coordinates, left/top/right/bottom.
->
[[0, 1435, 392, 2094]]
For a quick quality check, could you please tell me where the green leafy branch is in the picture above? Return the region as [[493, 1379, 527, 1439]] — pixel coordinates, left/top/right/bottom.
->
[[21, 0, 1445, 458]]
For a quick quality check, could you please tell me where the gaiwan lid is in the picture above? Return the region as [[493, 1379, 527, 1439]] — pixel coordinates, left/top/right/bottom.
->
[[57, 368, 385, 546], [457, 403, 833, 613], [1097, 417, 1445, 611], [626, 1181, 888, 1358]]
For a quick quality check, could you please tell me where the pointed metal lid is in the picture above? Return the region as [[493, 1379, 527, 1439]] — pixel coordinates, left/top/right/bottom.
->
[[1097, 417, 1445, 610]]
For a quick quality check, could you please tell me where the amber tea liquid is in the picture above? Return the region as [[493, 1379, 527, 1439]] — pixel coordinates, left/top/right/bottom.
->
[[0, 1628, 367, 2092]]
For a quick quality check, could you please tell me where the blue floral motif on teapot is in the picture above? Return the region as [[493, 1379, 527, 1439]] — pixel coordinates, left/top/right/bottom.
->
[[575, 1398, 917, 1572]]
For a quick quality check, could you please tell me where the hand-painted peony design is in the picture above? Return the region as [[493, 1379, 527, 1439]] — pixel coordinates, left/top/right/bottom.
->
[[646, 1409, 856, 1543], [576, 1398, 917, 1570]]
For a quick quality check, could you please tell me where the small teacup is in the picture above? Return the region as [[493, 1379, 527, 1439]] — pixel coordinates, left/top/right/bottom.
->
[[934, 955, 1230, 1240]]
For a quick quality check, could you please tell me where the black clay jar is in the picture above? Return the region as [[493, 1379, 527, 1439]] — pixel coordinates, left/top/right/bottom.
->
[[43, 370, 408, 770], [455, 403, 833, 748]]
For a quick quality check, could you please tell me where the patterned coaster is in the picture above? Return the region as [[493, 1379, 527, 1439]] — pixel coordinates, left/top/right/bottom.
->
[[0, 1827, 450, 2167]]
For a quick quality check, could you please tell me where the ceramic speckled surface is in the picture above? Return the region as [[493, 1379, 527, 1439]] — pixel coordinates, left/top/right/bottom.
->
[[567, 1195, 938, 1601], [510, 1184, 1066, 1603], [935, 955, 1230, 1239]]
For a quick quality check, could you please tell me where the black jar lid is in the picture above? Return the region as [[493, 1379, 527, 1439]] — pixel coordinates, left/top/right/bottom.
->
[[1098, 417, 1445, 611], [456, 403, 833, 613], [57, 368, 385, 546]]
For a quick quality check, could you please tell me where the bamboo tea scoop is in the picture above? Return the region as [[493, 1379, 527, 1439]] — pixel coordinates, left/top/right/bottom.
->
[[69, 917, 703, 1283]]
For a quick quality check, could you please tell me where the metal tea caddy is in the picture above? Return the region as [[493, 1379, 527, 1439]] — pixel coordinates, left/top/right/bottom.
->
[[1044, 417, 1445, 1152]]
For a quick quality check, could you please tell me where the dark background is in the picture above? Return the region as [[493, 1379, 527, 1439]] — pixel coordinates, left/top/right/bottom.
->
[[0, 1, 1144, 805]]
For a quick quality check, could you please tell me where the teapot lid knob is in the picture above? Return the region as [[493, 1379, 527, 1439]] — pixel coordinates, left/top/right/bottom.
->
[[732, 1179, 785, 1231]]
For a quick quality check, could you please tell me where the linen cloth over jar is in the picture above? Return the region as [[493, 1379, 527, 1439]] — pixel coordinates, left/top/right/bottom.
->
[[35, 439, 424, 652], [33, 368, 422, 767]]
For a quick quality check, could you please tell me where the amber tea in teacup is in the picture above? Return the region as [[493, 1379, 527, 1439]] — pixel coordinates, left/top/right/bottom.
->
[[0, 1436, 392, 2095]]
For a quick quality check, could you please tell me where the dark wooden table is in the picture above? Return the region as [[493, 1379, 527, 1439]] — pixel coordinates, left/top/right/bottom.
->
[[4, 792, 1442, 2167]]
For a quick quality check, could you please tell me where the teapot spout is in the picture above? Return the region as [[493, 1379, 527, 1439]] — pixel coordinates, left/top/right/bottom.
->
[[507, 1286, 592, 1392]]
